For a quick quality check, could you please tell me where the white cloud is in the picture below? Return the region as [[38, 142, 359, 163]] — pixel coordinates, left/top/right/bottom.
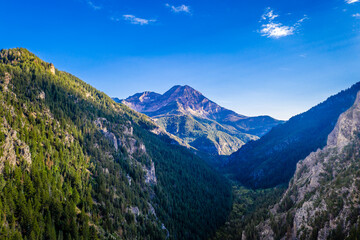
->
[[297, 15, 309, 24], [346, 0, 360, 4], [121, 15, 156, 25], [261, 8, 279, 21], [166, 3, 191, 14], [259, 8, 307, 39], [87, 0, 102, 10], [353, 13, 360, 18], [260, 23, 295, 38]]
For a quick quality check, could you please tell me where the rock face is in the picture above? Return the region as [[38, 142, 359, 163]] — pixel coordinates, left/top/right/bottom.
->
[[94, 117, 119, 150], [144, 161, 157, 185], [259, 91, 360, 240], [0, 72, 32, 172], [94, 117, 157, 185], [115, 85, 282, 156], [38, 91, 46, 100], [1, 72, 11, 91], [49, 63, 55, 75], [0, 118, 32, 172]]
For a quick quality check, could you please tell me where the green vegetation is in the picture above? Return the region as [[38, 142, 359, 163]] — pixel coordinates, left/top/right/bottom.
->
[[156, 114, 253, 156], [0, 48, 232, 240], [212, 185, 285, 240]]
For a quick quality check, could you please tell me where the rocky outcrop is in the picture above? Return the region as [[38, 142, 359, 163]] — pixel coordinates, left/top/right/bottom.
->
[[38, 90, 46, 100], [1, 72, 11, 91], [0, 118, 32, 172], [94, 118, 143, 153], [143, 161, 157, 185], [49, 63, 55, 75], [94, 118, 119, 150], [259, 91, 360, 240], [94, 117, 157, 185], [129, 206, 140, 217]]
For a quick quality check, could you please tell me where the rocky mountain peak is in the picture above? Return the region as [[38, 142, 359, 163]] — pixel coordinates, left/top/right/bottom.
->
[[116, 85, 281, 156], [161, 85, 206, 108], [119, 85, 212, 117], [165, 85, 201, 97]]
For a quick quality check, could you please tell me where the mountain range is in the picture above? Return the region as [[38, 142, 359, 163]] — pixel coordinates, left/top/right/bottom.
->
[[114, 85, 282, 156], [2, 47, 360, 240]]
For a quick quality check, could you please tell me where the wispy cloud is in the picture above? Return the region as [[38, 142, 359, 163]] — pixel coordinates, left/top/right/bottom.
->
[[346, 0, 360, 4], [353, 13, 360, 18], [165, 3, 191, 14], [261, 9, 278, 21], [259, 8, 307, 39], [86, 0, 102, 10], [116, 15, 156, 25]]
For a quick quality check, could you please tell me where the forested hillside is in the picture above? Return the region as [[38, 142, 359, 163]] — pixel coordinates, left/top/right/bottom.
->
[[0, 48, 232, 240]]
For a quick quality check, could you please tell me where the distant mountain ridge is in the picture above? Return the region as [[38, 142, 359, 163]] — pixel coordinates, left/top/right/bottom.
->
[[119, 85, 246, 120], [114, 85, 283, 156]]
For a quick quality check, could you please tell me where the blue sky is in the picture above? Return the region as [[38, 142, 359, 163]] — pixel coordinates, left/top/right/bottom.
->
[[1, 0, 360, 119]]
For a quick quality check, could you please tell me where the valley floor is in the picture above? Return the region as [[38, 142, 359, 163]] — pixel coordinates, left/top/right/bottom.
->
[[211, 185, 285, 240]]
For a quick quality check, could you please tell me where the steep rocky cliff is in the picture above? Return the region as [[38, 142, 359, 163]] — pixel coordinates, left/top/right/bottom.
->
[[258, 91, 360, 240], [227, 82, 360, 188]]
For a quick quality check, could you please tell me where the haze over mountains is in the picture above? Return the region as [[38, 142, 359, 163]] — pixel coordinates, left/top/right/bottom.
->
[[114, 85, 282, 155]]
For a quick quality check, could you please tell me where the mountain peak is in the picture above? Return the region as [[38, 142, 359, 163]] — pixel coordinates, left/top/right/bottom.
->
[[117, 85, 281, 155], [162, 85, 204, 106], [169, 84, 194, 90], [165, 85, 202, 97]]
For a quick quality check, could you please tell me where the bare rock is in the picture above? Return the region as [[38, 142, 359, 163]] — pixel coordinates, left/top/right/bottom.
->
[[1, 72, 11, 91], [94, 118, 118, 150], [38, 91, 46, 100], [144, 161, 157, 185], [0, 118, 32, 172], [49, 63, 55, 75], [259, 91, 360, 239], [129, 206, 140, 216]]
